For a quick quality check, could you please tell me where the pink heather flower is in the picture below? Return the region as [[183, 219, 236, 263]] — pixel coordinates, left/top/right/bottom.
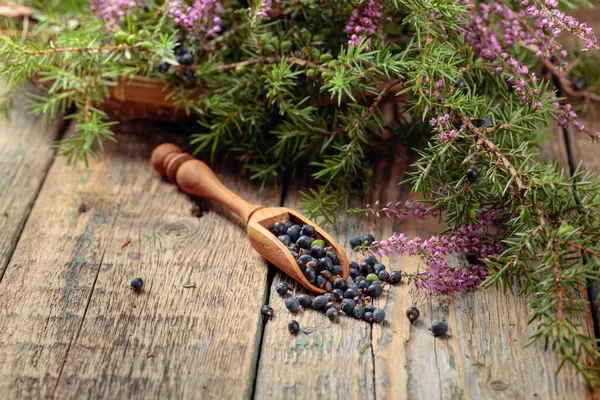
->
[[370, 210, 503, 293], [89, 0, 142, 23], [533, 101, 542, 109], [168, 0, 223, 38], [345, 0, 385, 47]]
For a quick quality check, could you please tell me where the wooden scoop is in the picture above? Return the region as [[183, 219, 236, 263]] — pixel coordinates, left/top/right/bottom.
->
[[151, 143, 349, 294]]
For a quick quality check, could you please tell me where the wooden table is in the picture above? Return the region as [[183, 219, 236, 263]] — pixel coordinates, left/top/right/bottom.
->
[[0, 84, 599, 399]]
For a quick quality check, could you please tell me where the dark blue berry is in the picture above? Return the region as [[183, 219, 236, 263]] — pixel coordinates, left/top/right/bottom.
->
[[344, 288, 359, 299], [331, 289, 344, 302], [349, 261, 360, 270], [359, 262, 373, 276], [378, 270, 390, 282], [466, 252, 477, 265], [130, 278, 144, 292], [373, 309, 385, 323], [184, 69, 195, 80], [284, 298, 301, 313], [350, 269, 361, 279], [406, 307, 420, 322], [363, 312, 374, 323], [275, 282, 289, 296], [331, 265, 342, 276], [431, 321, 449, 337], [341, 298, 356, 315], [349, 236, 362, 249], [288, 320, 300, 335], [373, 263, 386, 274], [326, 307, 339, 322], [284, 221, 294, 230], [301, 225, 316, 237], [466, 168, 478, 183], [261, 305, 274, 319], [298, 254, 312, 265], [298, 294, 312, 308], [287, 227, 300, 242], [347, 282, 359, 290], [333, 278, 347, 291], [573, 76, 587, 91], [363, 255, 377, 266], [324, 302, 339, 312], [358, 280, 370, 291], [362, 234, 375, 246], [278, 234, 291, 246], [296, 235, 312, 249], [303, 268, 317, 283], [317, 257, 332, 272], [312, 295, 328, 310], [479, 115, 492, 126], [456, 78, 466, 89], [326, 250, 338, 264], [272, 221, 286, 236], [178, 52, 193, 66], [365, 305, 376, 313], [156, 62, 170, 73], [389, 271, 402, 284], [310, 245, 324, 258], [352, 306, 365, 319], [367, 283, 383, 298], [325, 293, 334, 301], [316, 275, 327, 288], [354, 275, 366, 284]]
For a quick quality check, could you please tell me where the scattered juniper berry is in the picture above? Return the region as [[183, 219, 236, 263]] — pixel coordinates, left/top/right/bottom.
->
[[130, 278, 143, 292], [331, 289, 344, 302], [326, 307, 339, 322], [344, 288, 359, 299], [362, 234, 375, 246], [352, 306, 365, 319], [389, 271, 402, 284], [363, 255, 377, 266], [275, 282, 289, 296], [431, 321, 449, 337], [312, 295, 328, 310], [284, 298, 301, 313], [297, 294, 312, 308], [261, 305, 274, 319], [367, 283, 384, 298], [364, 312, 374, 323], [378, 270, 390, 282], [373, 309, 385, 323], [466, 168, 478, 183], [406, 307, 420, 322], [288, 320, 300, 335], [349, 236, 362, 249]]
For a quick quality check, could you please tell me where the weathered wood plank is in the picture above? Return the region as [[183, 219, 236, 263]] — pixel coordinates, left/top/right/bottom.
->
[[0, 86, 63, 279], [255, 124, 593, 398], [563, 8, 600, 337], [0, 123, 279, 399]]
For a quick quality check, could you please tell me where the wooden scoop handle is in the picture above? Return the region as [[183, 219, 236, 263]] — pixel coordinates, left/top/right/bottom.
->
[[151, 143, 263, 223]]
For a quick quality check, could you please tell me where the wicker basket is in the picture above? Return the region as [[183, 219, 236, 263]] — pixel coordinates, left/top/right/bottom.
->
[[102, 76, 201, 121]]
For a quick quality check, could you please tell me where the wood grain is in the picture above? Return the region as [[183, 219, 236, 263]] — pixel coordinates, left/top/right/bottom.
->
[[0, 85, 62, 280], [563, 7, 600, 338], [255, 125, 594, 398], [0, 123, 279, 399]]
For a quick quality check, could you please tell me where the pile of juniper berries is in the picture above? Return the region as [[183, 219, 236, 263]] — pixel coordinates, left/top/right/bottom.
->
[[270, 222, 405, 325]]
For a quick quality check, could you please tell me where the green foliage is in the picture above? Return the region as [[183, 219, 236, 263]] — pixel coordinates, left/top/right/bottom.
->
[[2, 0, 600, 384]]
